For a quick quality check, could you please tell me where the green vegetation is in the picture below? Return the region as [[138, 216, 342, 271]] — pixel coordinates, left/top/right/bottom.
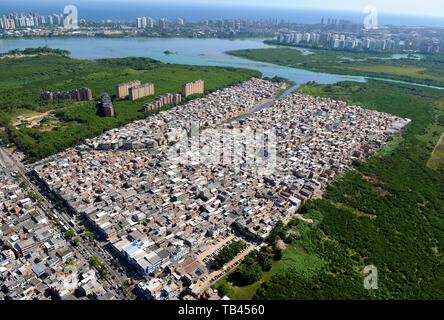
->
[[212, 237, 316, 300], [262, 76, 290, 84], [213, 240, 247, 269], [428, 132, 444, 173], [229, 250, 273, 286], [122, 280, 130, 289], [427, 103, 444, 172], [216, 80, 444, 300], [0, 53, 261, 161], [0, 46, 70, 57], [226, 47, 444, 88], [85, 232, 95, 240], [72, 238, 80, 247], [233, 224, 263, 243], [231, 259, 263, 285], [19, 181, 28, 190], [64, 229, 76, 240], [89, 256, 110, 279], [64, 259, 76, 268], [29, 190, 40, 201]]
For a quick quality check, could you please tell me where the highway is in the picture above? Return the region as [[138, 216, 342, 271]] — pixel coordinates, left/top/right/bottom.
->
[[0, 146, 131, 299]]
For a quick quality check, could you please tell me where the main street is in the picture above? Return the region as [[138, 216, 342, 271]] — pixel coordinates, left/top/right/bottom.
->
[[0, 146, 131, 299]]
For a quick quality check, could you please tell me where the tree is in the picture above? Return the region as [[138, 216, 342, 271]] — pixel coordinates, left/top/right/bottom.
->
[[324, 84, 334, 92], [213, 240, 246, 268], [89, 256, 109, 279], [216, 283, 230, 297], [257, 253, 273, 271], [265, 234, 277, 246], [288, 218, 299, 228], [64, 230, 75, 240], [29, 190, 40, 201], [44, 288, 61, 300], [231, 262, 262, 286], [272, 247, 283, 261], [20, 181, 28, 190], [73, 287, 86, 298]]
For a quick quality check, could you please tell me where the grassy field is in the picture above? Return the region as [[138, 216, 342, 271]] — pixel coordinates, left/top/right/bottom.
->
[[426, 101, 444, 171], [225, 46, 444, 88], [214, 80, 444, 300], [428, 132, 444, 170], [0, 54, 261, 161]]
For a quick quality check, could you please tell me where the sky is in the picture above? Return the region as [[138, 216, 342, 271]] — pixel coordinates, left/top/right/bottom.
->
[[74, 0, 444, 17], [4, 0, 444, 18], [161, 0, 444, 17]]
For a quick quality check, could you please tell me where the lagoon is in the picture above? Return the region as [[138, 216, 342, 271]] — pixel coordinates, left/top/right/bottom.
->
[[0, 37, 442, 90], [0, 37, 366, 88]]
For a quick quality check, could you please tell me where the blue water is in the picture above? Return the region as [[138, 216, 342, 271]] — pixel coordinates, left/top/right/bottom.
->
[[1, 37, 443, 90], [0, 37, 367, 88], [1, 1, 443, 27]]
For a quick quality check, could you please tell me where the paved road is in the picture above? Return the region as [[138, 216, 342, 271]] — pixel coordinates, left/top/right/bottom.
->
[[0, 147, 130, 299], [199, 242, 255, 292], [195, 235, 235, 262]]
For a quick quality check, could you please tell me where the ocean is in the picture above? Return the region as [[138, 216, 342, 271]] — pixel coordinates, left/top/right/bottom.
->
[[0, 1, 443, 27]]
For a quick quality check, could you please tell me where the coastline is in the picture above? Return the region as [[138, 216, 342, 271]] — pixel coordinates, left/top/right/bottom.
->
[[225, 49, 444, 90], [0, 34, 273, 41]]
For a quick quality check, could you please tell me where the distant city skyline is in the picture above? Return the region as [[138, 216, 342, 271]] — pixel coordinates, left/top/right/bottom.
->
[[1, 1, 443, 28]]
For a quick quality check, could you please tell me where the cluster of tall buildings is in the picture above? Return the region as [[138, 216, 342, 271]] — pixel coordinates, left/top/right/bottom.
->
[[136, 16, 154, 29], [136, 17, 171, 30], [320, 18, 355, 27], [129, 83, 155, 101], [328, 34, 398, 51], [276, 31, 400, 52], [158, 18, 167, 30], [277, 31, 321, 45], [94, 78, 204, 118], [277, 25, 444, 54], [420, 40, 442, 54], [101, 93, 114, 117], [142, 93, 182, 112], [1, 12, 65, 29], [115, 80, 140, 98], [181, 80, 204, 97], [40, 88, 92, 101], [115, 80, 155, 101], [212, 18, 282, 28], [1, 15, 16, 29]]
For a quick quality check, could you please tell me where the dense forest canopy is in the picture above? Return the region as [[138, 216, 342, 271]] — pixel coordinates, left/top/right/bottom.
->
[[0, 52, 261, 161]]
